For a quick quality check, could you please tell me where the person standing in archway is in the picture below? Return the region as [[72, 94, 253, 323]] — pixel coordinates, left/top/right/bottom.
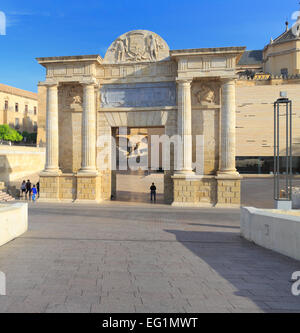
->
[[150, 182, 157, 203]]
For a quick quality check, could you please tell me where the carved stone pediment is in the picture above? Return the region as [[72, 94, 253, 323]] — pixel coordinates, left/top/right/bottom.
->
[[104, 30, 170, 64], [192, 82, 220, 106]]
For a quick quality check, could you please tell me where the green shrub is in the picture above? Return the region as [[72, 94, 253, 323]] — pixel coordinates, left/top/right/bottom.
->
[[0, 124, 23, 142]]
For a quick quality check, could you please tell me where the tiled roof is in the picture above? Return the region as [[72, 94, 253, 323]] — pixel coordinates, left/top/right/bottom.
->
[[238, 50, 263, 65], [0, 83, 37, 100], [273, 28, 297, 44]]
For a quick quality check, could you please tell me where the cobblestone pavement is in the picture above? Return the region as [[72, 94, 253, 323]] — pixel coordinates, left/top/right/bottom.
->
[[0, 202, 299, 313]]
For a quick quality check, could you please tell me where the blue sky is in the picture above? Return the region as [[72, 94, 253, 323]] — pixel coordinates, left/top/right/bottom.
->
[[0, 0, 299, 92]]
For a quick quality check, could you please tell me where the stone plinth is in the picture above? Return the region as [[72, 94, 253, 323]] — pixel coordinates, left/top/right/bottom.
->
[[76, 174, 101, 203], [172, 174, 241, 207], [172, 175, 217, 207], [215, 175, 242, 208], [39, 172, 60, 201], [39, 172, 102, 203]]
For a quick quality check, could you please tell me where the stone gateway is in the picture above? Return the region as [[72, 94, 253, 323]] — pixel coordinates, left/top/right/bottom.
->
[[36, 30, 245, 207]]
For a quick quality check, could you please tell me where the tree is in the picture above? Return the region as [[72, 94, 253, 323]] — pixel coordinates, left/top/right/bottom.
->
[[21, 131, 37, 144], [0, 124, 23, 142]]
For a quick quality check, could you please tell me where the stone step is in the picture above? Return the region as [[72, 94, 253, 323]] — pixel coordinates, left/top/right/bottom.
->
[[0, 182, 6, 190], [0, 190, 15, 202]]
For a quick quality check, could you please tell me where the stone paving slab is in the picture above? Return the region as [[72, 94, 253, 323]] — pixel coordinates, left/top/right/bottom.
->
[[0, 202, 299, 313]]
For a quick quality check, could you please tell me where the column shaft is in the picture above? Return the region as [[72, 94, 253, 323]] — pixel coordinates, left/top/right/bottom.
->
[[219, 79, 238, 175], [45, 84, 59, 172], [177, 79, 193, 173], [80, 83, 97, 173]]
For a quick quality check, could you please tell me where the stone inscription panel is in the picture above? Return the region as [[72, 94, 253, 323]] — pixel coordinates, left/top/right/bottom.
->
[[100, 82, 176, 108]]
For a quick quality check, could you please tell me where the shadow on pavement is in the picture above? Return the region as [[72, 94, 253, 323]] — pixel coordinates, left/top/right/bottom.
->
[[165, 229, 300, 312]]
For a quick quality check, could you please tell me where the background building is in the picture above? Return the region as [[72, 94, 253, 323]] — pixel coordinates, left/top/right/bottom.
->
[[0, 83, 38, 134], [237, 50, 263, 78], [263, 21, 300, 77], [234, 21, 300, 174]]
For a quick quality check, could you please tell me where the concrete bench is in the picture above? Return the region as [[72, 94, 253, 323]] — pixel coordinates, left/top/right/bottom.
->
[[241, 207, 300, 261], [0, 203, 28, 247]]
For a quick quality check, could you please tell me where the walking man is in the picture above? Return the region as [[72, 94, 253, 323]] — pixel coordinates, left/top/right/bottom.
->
[[25, 179, 32, 201], [36, 181, 40, 198], [150, 182, 156, 203], [20, 180, 26, 198]]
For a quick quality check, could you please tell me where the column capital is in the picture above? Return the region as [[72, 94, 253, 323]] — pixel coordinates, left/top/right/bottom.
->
[[220, 77, 237, 85], [39, 80, 59, 88], [176, 78, 193, 86], [79, 78, 98, 87]]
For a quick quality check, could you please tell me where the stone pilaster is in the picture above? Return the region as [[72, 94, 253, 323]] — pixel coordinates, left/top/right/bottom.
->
[[218, 78, 239, 176], [44, 83, 60, 173], [176, 79, 194, 174], [79, 82, 97, 174]]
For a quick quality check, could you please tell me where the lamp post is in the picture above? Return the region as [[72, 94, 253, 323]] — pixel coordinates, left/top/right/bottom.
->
[[274, 92, 293, 210]]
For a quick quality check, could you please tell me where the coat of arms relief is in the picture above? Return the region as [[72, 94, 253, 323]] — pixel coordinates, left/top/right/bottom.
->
[[104, 30, 170, 64]]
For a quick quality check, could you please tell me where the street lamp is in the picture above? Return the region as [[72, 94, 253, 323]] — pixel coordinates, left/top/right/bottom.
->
[[274, 91, 293, 210]]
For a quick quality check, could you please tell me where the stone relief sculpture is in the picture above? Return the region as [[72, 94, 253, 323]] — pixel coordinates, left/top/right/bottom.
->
[[104, 30, 170, 64], [59, 85, 83, 110], [148, 34, 159, 61], [192, 83, 219, 105], [115, 38, 126, 62], [73, 95, 82, 104], [100, 82, 176, 108]]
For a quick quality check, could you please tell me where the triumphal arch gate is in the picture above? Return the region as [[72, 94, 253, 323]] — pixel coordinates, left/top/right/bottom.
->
[[37, 30, 245, 207]]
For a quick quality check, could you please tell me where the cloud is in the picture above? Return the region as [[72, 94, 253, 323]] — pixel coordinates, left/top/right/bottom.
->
[[7, 11, 36, 16], [7, 10, 51, 17], [5, 16, 19, 28], [0, 11, 6, 35], [3, 10, 54, 29]]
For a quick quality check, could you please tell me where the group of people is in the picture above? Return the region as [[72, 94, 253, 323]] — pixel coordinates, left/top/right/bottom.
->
[[20, 180, 39, 202]]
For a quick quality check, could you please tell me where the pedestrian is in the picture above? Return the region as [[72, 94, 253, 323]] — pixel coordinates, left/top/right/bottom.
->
[[150, 182, 156, 203], [20, 180, 26, 198], [31, 185, 37, 202], [36, 181, 40, 198], [25, 179, 32, 201]]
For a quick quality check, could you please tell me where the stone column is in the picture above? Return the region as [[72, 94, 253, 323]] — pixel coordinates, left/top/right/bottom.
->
[[79, 82, 97, 173], [44, 83, 60, 173], [177, 79, 194, 173], [218, 78, 239, 175]]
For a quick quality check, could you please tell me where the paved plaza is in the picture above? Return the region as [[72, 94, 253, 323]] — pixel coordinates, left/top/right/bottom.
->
[[0, 177, 300, 313]]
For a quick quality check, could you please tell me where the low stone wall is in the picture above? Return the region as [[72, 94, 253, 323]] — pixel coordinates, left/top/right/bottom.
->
[[0, 146, 45, 183], [0, 203, 28, 247], [241, 207, 300, 261]]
